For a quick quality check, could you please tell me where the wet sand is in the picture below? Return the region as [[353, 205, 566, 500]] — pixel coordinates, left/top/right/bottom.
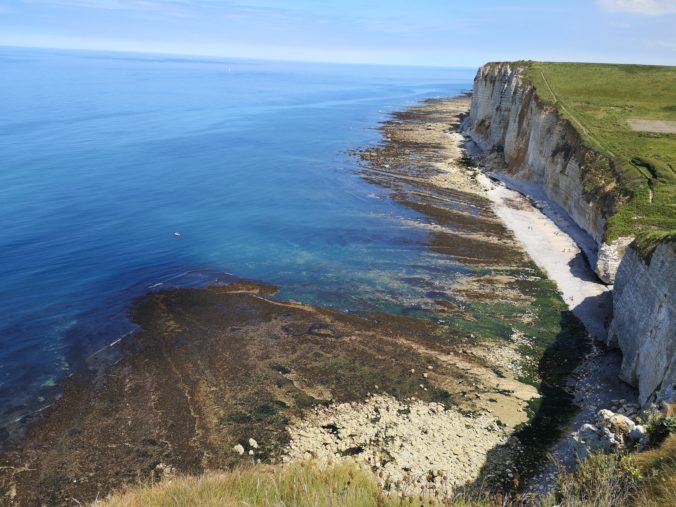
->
[[0, 97, 590, 504]]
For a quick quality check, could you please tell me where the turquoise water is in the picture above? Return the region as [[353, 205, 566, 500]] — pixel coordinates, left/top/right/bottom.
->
[[0, 47, 473, 434]]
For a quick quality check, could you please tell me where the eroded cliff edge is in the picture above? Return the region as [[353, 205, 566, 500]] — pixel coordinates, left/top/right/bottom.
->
[[464, 63, 631, 284]]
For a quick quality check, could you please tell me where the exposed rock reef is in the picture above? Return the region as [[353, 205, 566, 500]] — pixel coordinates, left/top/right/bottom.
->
[[464, 63, 628, 284], [356, 97, 591, 490], [608, 240, 676, 405], [284, 394, 516, 497], [0, 281, 539, 504]]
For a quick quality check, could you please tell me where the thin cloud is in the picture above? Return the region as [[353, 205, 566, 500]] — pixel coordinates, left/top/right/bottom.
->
[[645, 39, 676, 51], [598, 0, 676, 15], [19, 0, 299, 21], [20, 0, 289, 10], [20, 0, 177, 10]]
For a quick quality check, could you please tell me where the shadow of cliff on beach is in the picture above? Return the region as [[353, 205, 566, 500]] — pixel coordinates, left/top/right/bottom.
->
[[571, 289, 613, 342], [564, 252, 613, 342], [463, 303, 595, 497], [567, 251, 602, 284]]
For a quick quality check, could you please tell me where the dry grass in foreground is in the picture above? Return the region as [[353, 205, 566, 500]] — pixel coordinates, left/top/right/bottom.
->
[[98, 434, 675, 507], [96, 460, 495, 507], [97, 461, 387, 507]]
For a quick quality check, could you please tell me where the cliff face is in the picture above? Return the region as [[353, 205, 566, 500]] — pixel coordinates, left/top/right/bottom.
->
[[465, 63, 630, 283], [607, 241, 676, 405], [466, 63, 675, 406]]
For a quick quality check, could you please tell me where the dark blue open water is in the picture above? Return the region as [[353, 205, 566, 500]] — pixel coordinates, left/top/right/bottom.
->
[[0, 47, 473, 434]]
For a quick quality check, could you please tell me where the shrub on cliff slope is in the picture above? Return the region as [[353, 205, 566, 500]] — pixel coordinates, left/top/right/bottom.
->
[[553, 452, 643, 506], [633, 434, 676, 506], [553, 434, 676, 507]]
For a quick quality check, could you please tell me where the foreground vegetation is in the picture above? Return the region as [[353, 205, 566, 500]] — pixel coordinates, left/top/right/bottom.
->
[[99, 434, 675, 507], [97, 460, 506, 506], [554, 434, 675, 507], [522, 62, 676, 243]]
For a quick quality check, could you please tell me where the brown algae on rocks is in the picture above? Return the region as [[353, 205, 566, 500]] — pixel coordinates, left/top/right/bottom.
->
[[0, 281, 537, 504]]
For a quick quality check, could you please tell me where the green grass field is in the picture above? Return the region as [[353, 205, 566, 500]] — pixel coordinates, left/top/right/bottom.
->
[[522, 62, 676, 243]]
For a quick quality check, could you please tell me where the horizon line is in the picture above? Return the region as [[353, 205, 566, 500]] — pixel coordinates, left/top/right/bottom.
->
[[0, 43, 482, 70]]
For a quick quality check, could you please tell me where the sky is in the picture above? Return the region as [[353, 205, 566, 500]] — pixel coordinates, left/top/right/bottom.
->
[[0, 0, 675, 66]]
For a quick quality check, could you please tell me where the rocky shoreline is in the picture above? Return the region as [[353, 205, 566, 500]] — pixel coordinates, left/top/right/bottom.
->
[[356, 95, 652, 494], [0, 96, 608, 504]]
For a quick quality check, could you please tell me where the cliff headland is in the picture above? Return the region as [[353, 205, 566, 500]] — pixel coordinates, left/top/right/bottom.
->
[[1, 62, 674, 506], [464, 61, 675, 408]]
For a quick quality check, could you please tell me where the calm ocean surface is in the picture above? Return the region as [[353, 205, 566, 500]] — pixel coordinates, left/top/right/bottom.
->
[[0, 47, 473, 434]]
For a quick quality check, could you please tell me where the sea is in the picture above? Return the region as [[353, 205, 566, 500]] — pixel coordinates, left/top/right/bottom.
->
[[0, 46, 474, 438]]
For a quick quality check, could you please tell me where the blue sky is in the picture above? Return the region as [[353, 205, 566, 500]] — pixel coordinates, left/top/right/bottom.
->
[[1, 0, 675, 66]]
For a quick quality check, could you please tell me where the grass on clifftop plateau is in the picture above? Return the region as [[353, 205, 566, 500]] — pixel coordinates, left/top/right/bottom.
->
[[522, 62, 676, 243]]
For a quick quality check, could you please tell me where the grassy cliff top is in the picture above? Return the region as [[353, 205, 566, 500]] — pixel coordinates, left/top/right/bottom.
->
[[518, 62, 676, 243]]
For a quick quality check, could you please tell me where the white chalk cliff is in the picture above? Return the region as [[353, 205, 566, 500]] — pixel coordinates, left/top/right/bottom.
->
[[464, 63, 629, 283], [608, 241, 675, 405], [465, 62, 675, 406]]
